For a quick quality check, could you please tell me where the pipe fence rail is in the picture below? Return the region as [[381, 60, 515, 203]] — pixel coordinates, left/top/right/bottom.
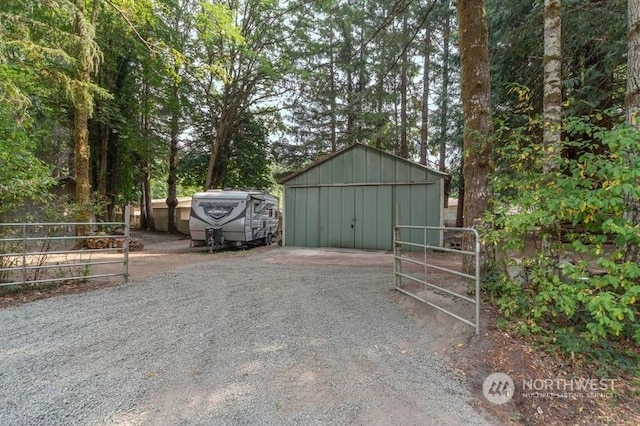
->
[[0, 207, 130, 287], [393, 225, 480, 335]]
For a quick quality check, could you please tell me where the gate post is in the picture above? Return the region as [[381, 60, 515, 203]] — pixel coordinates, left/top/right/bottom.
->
[[393, 204, 401, 289], [21, 224, 27, 283], [123, 205, 130, 283], [474, 229, 481, 335]]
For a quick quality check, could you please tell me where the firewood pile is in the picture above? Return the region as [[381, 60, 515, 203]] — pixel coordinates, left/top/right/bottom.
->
[[82, 234, 144, 251], [128, 238, 144, 251]]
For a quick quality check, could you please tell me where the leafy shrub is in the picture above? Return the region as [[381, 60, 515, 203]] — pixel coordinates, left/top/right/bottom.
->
[[485, 116, 640, 358]]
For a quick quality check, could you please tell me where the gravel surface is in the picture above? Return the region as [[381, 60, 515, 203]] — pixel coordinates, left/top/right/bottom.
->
[[0, 248, 493, 425]]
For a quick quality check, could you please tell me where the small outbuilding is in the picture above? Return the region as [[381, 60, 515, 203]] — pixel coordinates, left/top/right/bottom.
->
[[278, 143, 447, 250]]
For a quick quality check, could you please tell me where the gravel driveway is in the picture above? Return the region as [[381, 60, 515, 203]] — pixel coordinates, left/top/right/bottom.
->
[[0, 248, 493, 425]]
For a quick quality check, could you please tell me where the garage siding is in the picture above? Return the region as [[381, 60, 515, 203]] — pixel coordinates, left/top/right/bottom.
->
[[282, 144, 445, 250]]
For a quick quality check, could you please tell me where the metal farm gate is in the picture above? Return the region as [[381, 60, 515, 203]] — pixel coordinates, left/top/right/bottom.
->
[[393, 225, 481, 334], [0, 207, 130, 287]]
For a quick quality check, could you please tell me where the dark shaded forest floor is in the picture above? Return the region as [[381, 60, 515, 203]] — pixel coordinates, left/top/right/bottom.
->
[[451, 304, 640, 425]]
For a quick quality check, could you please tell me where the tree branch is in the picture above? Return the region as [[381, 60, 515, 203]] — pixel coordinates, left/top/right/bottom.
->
[[102, 0, 158, 54]]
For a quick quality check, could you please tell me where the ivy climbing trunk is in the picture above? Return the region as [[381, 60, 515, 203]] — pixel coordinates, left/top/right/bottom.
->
[[73, 85, 91, 235], [73, 0, 101, 237]]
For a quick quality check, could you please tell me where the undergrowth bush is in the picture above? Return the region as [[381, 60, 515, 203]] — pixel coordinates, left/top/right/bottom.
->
[[485, 116, 640, 370]]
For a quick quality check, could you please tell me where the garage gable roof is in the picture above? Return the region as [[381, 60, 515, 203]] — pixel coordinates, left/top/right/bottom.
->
[[278, 142, 447, 185]]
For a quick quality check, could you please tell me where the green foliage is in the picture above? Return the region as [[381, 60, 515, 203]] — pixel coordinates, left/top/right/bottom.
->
[[197, 2, 244, 47], [283, 0, 444, 160], [222, 116, 273, 190], [486, 116, 640, 363], [178, 111, 274, 191], [487, 0, 626, 123], [149, 171, 199, 200], [0, 82, 54, 215]]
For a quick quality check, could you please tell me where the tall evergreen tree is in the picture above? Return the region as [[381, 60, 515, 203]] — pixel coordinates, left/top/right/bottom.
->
[[456, 0, 493, 271], [72, 0, 103, 235]]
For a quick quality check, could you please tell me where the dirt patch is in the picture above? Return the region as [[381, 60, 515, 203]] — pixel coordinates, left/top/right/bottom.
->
[[263, 246, 394, 267], [448, 305, 640, 425], [0, 230, 275, 308]]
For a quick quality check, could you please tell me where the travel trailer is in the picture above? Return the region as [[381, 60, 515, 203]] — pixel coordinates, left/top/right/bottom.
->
[[189, 189, 279, 250]]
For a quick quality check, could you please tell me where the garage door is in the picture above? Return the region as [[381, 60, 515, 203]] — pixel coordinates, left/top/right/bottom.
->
[[286, 185, 393, 250]]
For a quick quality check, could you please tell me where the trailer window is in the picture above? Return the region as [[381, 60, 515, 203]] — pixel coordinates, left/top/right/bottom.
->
[[269, 209, 273, 217]]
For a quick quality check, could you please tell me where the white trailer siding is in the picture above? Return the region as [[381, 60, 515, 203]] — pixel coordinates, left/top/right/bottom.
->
[[189, 190, 279, 246]]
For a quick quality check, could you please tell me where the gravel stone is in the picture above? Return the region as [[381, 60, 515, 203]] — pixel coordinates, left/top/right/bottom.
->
[[0, 248, 494, 425]]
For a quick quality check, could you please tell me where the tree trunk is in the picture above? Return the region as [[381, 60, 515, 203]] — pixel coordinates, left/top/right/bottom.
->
[[73, 93, 91, 234], [206, 114, 231, 190], [329, 25, 337, 152], [355, 25, 366, 146], [456, 0, 494, 273], [166, 82, 179, 234], [456, 183, 465, 228], [73, 1, 97, 237], [205, 86, 237, 190], [439, 3, 451, 173], [420, 27, 430, 165], [205, 134, 219, 190], [626, 0, 640, 262], [399, 15, 409, 159], [166, 124, 179, 233], [456, 154, 465, 227], [346, 67, 355, 145], [139, 187, 147, 230], [543, 0, 562, 173], [628, 0, 640, 126], [97, 113, 109, 218], [143, 163, 154, 231], [440, 4, 452, 208], [138, 70, 154, 231]]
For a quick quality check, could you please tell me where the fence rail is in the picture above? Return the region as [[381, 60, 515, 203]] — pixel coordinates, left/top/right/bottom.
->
[[393, 225, 480, 335], [0, 207, 130, 287]]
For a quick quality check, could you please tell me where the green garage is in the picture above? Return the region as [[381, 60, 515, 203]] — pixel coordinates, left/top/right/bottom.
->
[[279, 143, 447, 250]]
